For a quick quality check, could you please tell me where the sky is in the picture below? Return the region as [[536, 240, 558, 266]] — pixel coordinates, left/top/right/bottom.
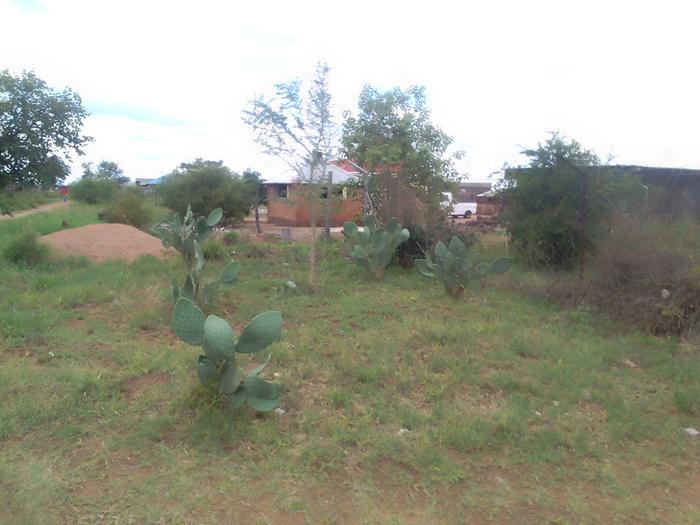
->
[[1, 0, 699, 183]]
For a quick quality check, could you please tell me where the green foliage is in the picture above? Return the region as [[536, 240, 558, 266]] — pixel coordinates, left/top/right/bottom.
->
[[153, 205, 238, 306], [100, 187, 153, 227], [222, 231, 239, 245], [415, 235, 512, 298], [172, 297, 283, 412], [500, 132, 644, 269], [342, 85, 461, 223], [201, 239, 225, 260], [158, 159, 254, 222], [81, 160, 129, 185], [0, 70, 92, 189], [3, 231, 49, 266], [342, 217, 409, 279], [0, 189, 58, 216], [70, 177, 119, 204]]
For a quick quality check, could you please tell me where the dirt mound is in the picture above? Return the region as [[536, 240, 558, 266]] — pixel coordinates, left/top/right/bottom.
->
[[40, 223, 175, 263]]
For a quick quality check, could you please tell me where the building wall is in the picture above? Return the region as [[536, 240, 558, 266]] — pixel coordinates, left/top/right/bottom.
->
[[456, 183, 492, 202], [266, 184, 363, 226]]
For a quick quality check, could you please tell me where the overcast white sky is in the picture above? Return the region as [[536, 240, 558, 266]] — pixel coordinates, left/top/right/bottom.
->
[[2, 0, 698, 183]]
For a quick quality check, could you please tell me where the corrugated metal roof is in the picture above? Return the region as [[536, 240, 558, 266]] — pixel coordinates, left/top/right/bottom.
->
[[263, 160, 361, 185]]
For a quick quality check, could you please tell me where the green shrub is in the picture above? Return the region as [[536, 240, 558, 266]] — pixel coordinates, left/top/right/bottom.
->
[[3, 232, 49, 266], [499, 132, 644, 269], [70, 178, 119, 204], [201, 239, 225, 260], [158, 159, 254, 222], [222, 231, 239, 245], [101, 187, 153, 227]]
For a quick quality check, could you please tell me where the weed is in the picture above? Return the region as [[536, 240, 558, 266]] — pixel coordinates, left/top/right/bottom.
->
[[3, 232, 49, 266]]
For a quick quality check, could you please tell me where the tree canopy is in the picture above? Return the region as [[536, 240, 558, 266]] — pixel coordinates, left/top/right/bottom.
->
[[81, 160, 129, 185], [159, 159, 254, 222], [0, 70, 92, 189], [342, 85, 461, 228], [500, 132, 642, 269], [242, 61, 336, 288], [342, 86, 460, 190]]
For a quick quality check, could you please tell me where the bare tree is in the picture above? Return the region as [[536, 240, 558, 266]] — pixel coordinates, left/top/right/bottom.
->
[[242, 62, 335, 290]]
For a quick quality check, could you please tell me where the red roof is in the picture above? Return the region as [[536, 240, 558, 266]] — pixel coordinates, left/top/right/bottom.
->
[[329, 159, 361, 174]]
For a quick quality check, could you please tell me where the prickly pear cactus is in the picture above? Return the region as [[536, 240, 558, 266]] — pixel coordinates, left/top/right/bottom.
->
[[172, 296, 283, 412], [342, 217, 410, 279], [415, 235, 512, 298], [153, 206, 237, 306]]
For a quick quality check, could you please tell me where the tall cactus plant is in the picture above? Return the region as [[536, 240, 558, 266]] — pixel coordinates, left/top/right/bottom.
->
[[342, 217, 410, 279], [153, 205, 239, 305], [415, 235, 512, 299], [172, 296, 284, 412]]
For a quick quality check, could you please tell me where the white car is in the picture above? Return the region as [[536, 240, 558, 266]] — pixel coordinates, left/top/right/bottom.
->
[[450, 201, 476, 219], [441, 193, 476, 218]]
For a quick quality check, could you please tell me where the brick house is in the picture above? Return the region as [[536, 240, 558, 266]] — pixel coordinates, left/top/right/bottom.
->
[[456, 182, 491, 202], [264, 160, 364, 226]]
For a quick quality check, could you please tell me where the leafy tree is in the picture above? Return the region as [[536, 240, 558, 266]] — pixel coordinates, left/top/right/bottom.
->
[[342, 85, 461, 227], [242, 61, 335, 290], [242, 168, 263, 234], [82, 160, 129, 184], [0, 70, 92, 189], [500, 132, 643, 270], [158, 159, 253, 222]]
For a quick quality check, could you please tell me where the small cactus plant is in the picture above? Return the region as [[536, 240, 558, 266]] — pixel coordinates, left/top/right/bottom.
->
[[342, 217, 410, 279], [153, 205, 238, 305], [172, 296, 283, 412], [415, 235, 512, 298]]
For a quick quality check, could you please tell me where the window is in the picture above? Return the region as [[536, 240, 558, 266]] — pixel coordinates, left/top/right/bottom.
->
[[277, 184, 288, 199]]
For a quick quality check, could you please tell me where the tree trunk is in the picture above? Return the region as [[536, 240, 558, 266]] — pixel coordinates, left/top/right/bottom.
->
[[309, 194, 317, 291], [254, 180, 262, 234], [324, 171, 333, 239]]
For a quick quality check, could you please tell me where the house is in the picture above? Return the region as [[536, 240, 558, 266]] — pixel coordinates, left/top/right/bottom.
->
[[475, 191, 501, 216], [456, 182, 491, 202], [264, 160, 364, 226]]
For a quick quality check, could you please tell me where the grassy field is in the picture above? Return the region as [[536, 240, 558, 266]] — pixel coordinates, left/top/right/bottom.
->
[[1, 207, 699, 524], [1, 190, 60, 214]]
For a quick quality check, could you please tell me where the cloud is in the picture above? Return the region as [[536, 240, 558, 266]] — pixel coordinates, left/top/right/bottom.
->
[[1, 0, 699, 182]]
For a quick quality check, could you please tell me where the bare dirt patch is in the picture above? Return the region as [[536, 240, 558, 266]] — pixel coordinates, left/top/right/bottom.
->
[[40, 223, 175, 262], [120, 372, 172, 402]]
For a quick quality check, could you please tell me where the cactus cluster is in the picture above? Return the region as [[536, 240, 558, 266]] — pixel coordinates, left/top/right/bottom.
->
[[172, 296, 283, 412], [152, 206, 238, 305], [415, 235, 512, 298], [342, 217, 410, 279]]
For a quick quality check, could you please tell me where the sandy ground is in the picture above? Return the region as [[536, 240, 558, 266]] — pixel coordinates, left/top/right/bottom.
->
[[0, 201, 68, 220], [40, 223, 175, 263]]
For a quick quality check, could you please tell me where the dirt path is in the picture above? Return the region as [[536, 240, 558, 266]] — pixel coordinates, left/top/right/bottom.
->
[[0, 201, 69, 220]]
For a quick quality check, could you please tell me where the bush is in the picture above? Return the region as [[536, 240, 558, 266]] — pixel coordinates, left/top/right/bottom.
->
[[222, 231, 239, 245], [70, 177, 119, 204], [201, 239, 225, 260], [158, 159, 254, 222], [546, 216, 700, 335], [3, 232, 49, 266], [499, 132, 644, 269], [396, 221, 477, 269], [100, 187, 153, 227]]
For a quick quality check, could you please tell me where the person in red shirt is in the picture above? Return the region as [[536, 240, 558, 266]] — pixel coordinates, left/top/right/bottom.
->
[[59, 186, 69, 203]]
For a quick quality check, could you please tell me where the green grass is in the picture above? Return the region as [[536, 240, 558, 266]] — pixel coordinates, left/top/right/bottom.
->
[[0, 210, 698, 524], [0, 189, 59, 214]]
